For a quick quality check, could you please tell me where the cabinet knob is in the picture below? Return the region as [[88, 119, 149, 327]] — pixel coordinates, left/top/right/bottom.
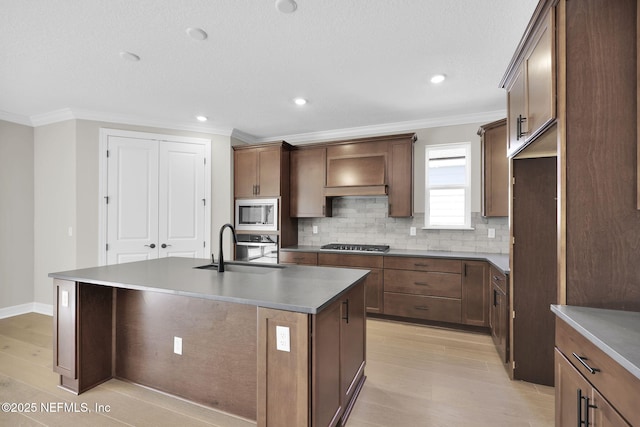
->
[[161, 243, 172, 248], [144, 243, 156, 249]]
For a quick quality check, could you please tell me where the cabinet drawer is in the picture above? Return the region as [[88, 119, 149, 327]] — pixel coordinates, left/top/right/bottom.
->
[[556, 319, 640, 427], [383, 256, 461, 273], [318, 253, 383, 269], [384, 269, 461, 298], [383, 292, 461, 324], [490, 265, 507, 293], [280, 251, 318, 265]]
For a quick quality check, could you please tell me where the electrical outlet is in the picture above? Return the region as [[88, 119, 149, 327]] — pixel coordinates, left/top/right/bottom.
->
[[174, 337, 182, 355], [61, 290, 69, 307], [488, 228, 496, 239], [276, 326, 290, 352], [312, 225, 318, 234], [410, 227, 416, 236]]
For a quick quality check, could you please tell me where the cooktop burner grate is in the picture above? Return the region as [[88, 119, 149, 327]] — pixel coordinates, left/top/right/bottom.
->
[[320, 243, 390, 253]]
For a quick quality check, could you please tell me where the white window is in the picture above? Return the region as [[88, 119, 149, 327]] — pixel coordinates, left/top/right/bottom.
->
[[425, 142, 472, 229]]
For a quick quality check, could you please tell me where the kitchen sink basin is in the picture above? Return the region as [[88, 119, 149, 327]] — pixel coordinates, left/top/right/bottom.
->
[[194, 262, 285, 275]]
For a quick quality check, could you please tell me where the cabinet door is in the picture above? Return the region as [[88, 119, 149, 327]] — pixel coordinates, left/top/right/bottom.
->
[[461, 261, 489, 326], [234, 149, 258, 197], [555, 349, 588, 427], [388, 139, 413, 217], [256, 147, 281, 197], [507, 65, 527, 157], [364, 268, 383, 314], [290, 148, 330, 217], [482, 121, 508, 217], [491, 283, 508, 363], [340, 282, 366, 407], [312, 298, 342, 427], [591, 388, 631, 427], [526, 9, 555, 141]]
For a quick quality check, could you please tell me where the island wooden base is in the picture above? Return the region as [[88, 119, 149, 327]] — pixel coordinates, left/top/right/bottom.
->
[[53, 278, 366, 426]]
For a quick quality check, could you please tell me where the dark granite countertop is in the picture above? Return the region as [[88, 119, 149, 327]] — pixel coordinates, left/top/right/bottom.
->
[[551, 305, 640, 381], [49, 257, 369, 314], [281, 245, 510, 274]]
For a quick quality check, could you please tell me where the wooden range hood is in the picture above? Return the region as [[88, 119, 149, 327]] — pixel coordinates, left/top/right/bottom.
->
[[324, 152, 388, 197]]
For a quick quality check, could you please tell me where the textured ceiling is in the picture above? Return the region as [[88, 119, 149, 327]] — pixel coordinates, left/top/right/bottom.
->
[[0, 0, 538, 143]]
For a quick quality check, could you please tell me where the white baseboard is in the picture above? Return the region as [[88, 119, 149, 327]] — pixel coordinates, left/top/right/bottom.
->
[[0, 302, 53, 319]]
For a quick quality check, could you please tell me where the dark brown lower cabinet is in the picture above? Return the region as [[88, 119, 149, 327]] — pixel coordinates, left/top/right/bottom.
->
[[267, 279, 366, 427], [461, 261, 489, 326], [555, 350, 629, 427], [489, 266, 509, 364], [53, 279, 113, 393], [54, 278, 366, 427], [555, 319, 638, 427], [318, 253, 383, 314]]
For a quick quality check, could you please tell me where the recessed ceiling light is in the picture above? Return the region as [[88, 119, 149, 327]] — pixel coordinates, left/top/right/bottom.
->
[[119, 51, 140, 62], [430, 74, 446, 84], [275, 0, 297, 13], [186, 27, 208, 41], [294, 98, 307, 106], [196, 115, 208, 122]]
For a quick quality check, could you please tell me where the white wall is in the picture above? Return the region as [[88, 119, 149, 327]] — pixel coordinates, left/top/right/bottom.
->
[[29, 119, 235, 306], [413, 122, 485, 214], [33, 121, 77, 305], [0, 120, 34, 309]]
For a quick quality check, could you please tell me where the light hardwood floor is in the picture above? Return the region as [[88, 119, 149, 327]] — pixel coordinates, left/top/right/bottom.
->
[[0, 313, 553, 426]]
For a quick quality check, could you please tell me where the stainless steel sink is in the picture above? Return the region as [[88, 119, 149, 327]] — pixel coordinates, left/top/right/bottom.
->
[[194, 262, 285, 275]]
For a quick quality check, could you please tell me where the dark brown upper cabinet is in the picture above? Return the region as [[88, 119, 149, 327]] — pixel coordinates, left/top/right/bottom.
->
[[502, 6, 555, 158], [289, 133, 415, 218], [234, 142, 291, 198], [478, 119, 508, 217], [290, 146, 331, 217]]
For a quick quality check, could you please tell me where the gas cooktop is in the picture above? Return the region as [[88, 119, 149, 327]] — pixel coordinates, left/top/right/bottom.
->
[[320, 243, 390, 253]]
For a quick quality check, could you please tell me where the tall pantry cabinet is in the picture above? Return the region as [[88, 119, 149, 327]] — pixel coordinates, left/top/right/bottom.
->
[[501, 0, 640, 387]]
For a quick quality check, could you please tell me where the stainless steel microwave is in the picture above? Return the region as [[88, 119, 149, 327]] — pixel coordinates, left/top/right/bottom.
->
[[235, 198, 278, 231]]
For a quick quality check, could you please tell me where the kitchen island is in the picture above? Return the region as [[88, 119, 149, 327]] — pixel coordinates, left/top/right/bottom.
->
[[49, 257, 369, 427]]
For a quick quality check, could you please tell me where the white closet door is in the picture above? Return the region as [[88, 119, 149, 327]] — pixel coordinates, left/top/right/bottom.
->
[[106, 136, 159, 265], [158, 142, 206, 258]]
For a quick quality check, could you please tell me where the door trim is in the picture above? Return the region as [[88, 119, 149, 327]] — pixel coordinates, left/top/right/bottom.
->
[[98, 128, 211, 266]]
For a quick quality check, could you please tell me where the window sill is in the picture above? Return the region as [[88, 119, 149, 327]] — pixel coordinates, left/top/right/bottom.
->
[[422, 226, 475, 231]]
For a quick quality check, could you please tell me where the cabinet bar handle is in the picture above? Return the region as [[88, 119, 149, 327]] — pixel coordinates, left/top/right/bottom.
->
[[572, 353, 600, 375], [342, 300, 350, 323], [577, 389, 583, 427], [414, 263, 429, 267], [414, 282, 429, 286], [493, 275, 501, 281], [414, 306, 429, 311]]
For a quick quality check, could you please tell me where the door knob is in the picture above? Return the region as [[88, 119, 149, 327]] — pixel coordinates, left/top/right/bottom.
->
[[145, 243, 156, 248], [161, 243, 172, 248]]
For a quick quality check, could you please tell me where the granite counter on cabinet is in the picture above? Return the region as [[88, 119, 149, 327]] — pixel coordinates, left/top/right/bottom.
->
[[49, 256, 369, 314], [49, 257, 368, 426], [551, 304, 640, 381], [281, 245, 510, 274]]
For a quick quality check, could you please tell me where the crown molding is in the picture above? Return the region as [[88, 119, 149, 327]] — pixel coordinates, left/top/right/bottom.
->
[[5, 107, 507, 145], [0, 110, 33, 126], [28, 108, 234, 136], [30, 108, 75, 127], [230, 128, 259, 144], [254, 110, 507, 145]]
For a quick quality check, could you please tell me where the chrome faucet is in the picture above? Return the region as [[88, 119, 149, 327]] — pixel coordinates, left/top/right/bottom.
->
[[217, 223, 238, 272]]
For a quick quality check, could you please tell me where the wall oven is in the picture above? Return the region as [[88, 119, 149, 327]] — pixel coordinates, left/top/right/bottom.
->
[[235, 234, 278, 264], [235, 198, 278, 232]]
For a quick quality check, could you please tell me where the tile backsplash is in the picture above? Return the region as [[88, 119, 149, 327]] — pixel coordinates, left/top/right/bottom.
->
[[297, 197, 509, 254]]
